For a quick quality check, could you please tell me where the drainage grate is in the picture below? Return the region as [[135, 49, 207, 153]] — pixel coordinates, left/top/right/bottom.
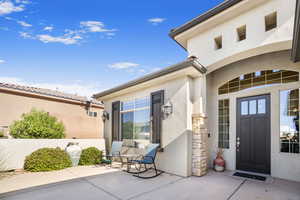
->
[[233, 172, 266, 181]]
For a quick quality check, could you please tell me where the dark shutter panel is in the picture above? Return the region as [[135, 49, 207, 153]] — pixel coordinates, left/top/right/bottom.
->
[[112, 101, 120, 141], [150, 90, 164, 145]]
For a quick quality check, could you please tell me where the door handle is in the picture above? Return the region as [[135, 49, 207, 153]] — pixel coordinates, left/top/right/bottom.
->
[[236, 137, 240, 152]]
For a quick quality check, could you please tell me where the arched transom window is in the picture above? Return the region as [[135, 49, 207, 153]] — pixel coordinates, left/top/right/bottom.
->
[[218, 70, 299, 95]]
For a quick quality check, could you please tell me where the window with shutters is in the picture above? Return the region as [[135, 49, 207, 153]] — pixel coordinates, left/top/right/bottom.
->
[[120, 97, 151, 143]]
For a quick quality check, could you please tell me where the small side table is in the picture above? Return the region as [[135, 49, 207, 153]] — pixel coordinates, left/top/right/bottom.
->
[[120, 154, 138, 172]]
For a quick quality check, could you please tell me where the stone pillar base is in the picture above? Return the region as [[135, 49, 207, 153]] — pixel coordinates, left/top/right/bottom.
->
[[192, 114, 208, 177]]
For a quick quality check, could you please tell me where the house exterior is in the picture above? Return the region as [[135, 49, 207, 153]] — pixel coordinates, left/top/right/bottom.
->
[[0, 82, 104, 139], [94, 0, 300, 182]]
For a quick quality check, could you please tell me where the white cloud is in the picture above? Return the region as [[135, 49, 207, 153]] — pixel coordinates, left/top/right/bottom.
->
[[138, 69, 146, 73], [0, 59, 5, 64], [17, 20, 116, 45], [150, 67, 161, 72], [148, 18, 166, 25], [106, 32, 115, 36], [19, 31, 32, 38], [37, 34, 82, 45], [15, 0, 30, 4], [80, 21, 116, 33], [17, 20, 32, 27], [0, 1, 24, 15], [109, 62, 139, 69], [43, 26, 53, 31], [0, 77, 103, 97]]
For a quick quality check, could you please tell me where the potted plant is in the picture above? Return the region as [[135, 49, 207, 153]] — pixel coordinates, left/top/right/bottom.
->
[[213, 149, 225, 172]]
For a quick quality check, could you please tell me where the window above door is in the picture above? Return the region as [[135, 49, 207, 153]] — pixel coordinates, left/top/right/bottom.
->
[[218, 70, 299, 95]]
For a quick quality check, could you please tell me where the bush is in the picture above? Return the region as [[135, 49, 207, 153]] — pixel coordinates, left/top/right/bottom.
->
[[10, 109, 65, 139], [24, 148, 72, 172], [0, 130, 4, 137], [79, 147, 102, 165]]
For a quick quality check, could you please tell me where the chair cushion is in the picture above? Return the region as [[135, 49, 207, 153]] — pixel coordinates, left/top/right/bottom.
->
[[131, 158, 153, 164]]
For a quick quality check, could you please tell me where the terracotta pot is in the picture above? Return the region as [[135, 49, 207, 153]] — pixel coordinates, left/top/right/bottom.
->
[[214, 153, 225, 172], [214, 155, 225, 167]]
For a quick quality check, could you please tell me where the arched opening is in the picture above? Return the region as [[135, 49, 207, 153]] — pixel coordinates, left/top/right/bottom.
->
[[218, 70, 299, 95]]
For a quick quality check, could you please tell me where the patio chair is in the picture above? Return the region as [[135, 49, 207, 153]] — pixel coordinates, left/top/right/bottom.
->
[[128, 143, 163, 179], [106, 141, 123, 167]]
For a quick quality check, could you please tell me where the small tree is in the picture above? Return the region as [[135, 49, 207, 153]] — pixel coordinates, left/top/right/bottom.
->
[[10, 109, 65, 139]]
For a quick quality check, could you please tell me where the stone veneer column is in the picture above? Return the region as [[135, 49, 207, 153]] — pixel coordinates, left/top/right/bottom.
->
[[192, 114, 208, 176]]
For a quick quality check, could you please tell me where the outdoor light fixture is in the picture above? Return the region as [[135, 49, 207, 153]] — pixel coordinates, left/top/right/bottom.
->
[[101, 111, 109, 122], [162, 100, 173, 118]]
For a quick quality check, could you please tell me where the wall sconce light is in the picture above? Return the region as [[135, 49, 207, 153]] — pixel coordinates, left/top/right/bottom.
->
[[101, 111, 109, 122], [162, 100, 173, 118]]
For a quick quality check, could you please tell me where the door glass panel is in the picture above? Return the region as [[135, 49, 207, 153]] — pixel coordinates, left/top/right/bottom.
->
[[249, 100, 257, 115], [241, 101, 248, 115], [258, 99, 266, 114]]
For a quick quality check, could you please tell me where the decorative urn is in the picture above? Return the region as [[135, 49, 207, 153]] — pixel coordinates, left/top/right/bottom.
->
[[65, 142, 82, 166], [214, 149, 225, 172]]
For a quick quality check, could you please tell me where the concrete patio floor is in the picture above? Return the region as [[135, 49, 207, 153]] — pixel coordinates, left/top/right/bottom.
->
[[0, 169, 299, 200]]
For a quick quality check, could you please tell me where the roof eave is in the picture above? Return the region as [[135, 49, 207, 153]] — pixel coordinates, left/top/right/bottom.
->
[[93, 58, 206, 99], [0, 87, 104, 108], [169, 0, 244, 40]]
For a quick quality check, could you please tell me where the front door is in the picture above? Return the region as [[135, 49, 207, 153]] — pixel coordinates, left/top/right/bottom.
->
[[236, 94, 271, 174]]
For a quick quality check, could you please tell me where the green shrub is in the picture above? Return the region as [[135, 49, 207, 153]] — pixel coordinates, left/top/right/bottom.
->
[[24, 148, 72, 172], [79, 147, 102, 165], [10, 109, 65, 139]]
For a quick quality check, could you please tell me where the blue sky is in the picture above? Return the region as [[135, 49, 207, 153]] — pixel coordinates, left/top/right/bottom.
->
[[0, 0, 224, 97]]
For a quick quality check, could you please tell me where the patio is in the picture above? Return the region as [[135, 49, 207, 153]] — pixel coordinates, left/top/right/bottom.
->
[[0, 168, 299, 200]]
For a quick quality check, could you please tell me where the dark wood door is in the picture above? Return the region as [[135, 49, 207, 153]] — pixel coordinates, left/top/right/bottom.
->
[[236, 94, 271, 174], [150, 90, 164, 145]]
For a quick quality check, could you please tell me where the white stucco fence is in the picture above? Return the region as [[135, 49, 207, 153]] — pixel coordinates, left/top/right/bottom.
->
[[0, 139, 106, 171]]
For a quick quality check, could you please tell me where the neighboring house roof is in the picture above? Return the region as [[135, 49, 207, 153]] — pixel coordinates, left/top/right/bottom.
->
[[292, 0, 300, 62], [93, 57, 206, 99], [0, 82, 103, 107], [169, 0, 244, 39]]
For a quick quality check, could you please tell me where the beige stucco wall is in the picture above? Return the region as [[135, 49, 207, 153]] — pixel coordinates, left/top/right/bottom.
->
[[206, 50, 300, 182], [101, 76, 194, 177], [185, 0, 296, 72], [0, 91, 103, 139], [97, 50, 300, 181]]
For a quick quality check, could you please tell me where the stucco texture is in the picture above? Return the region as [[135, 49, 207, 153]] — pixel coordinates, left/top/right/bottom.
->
[[0, 91, 103, 139], [206, 50, 300, 182], [101, 76, 193, 177]]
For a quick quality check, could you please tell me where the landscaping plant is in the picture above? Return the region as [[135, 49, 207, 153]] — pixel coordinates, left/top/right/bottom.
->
[[24, 148, 72, 172], [79, 147, 102, 165], [10, 109, 65, 139]]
